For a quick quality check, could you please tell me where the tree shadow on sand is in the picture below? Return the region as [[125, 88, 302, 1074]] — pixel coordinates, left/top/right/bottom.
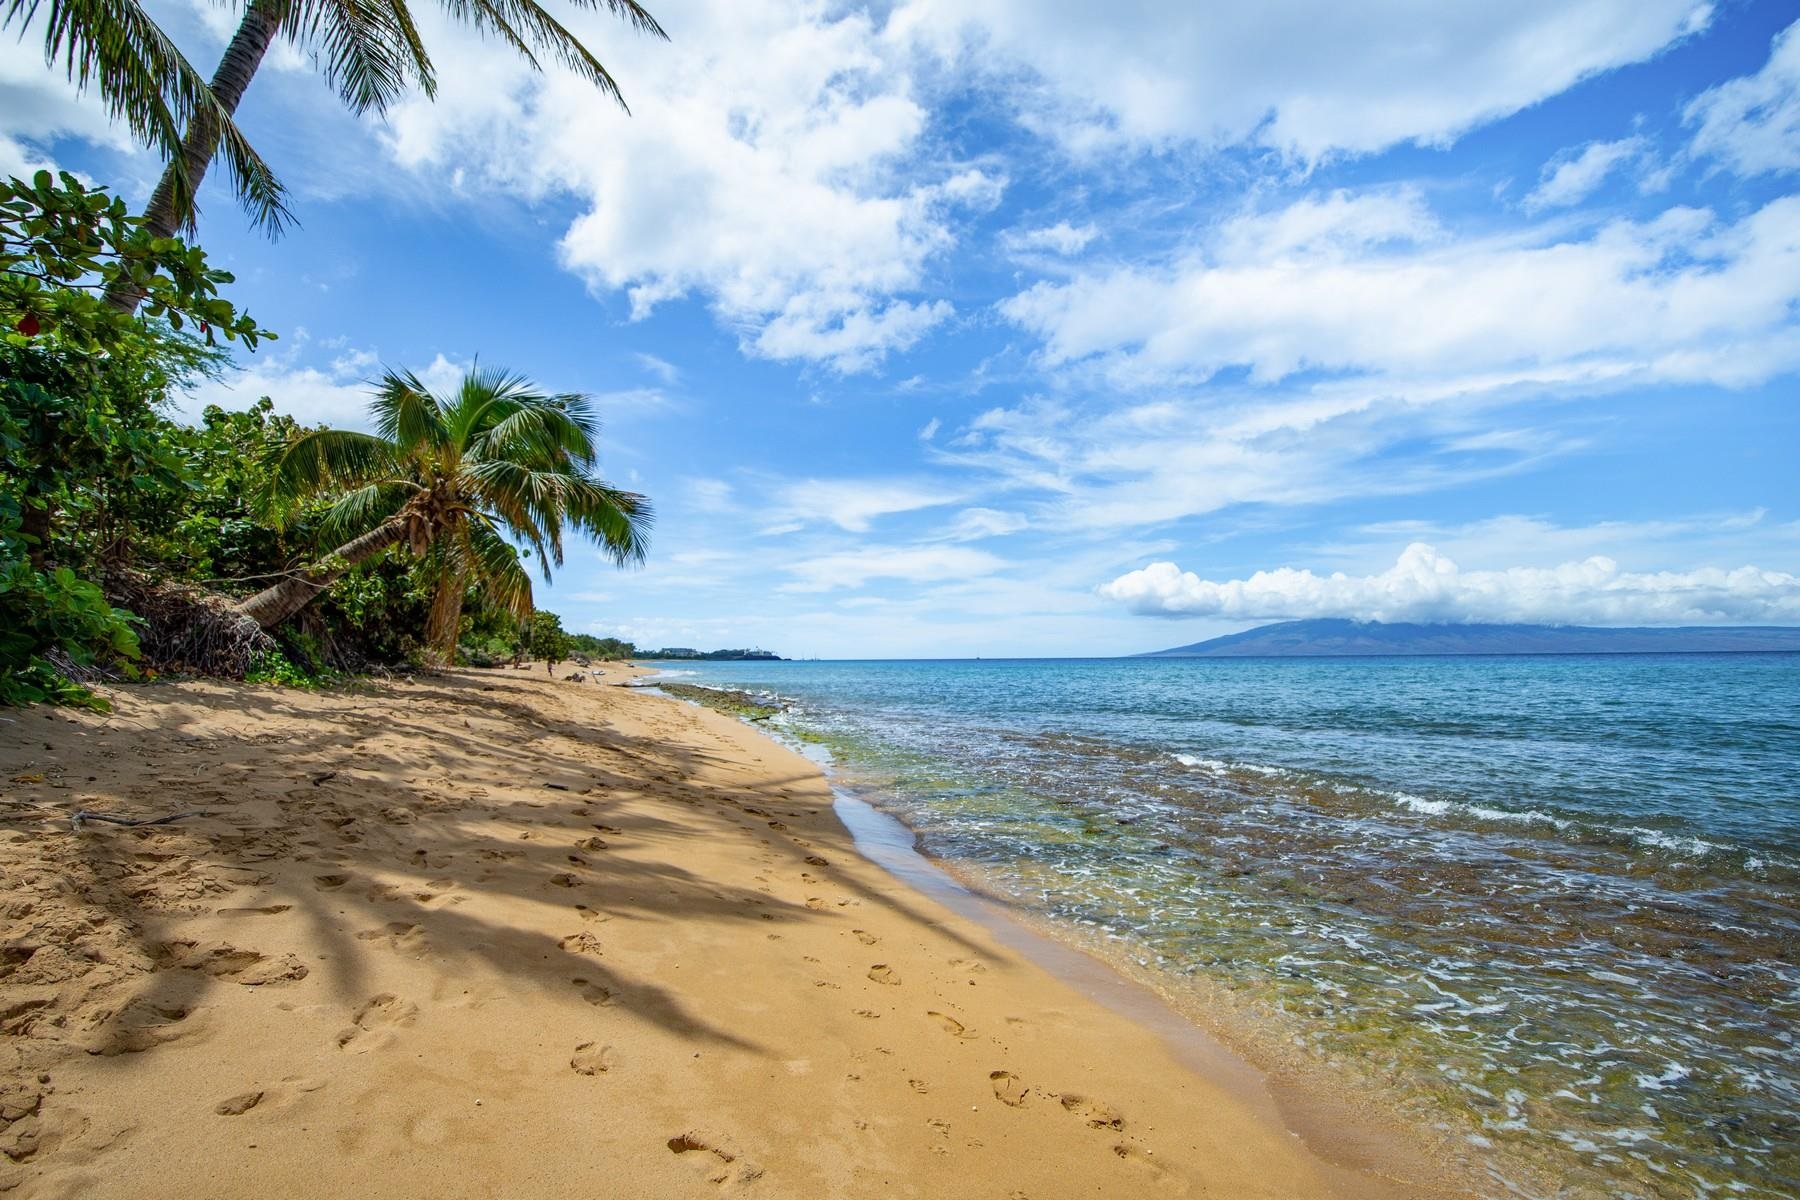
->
[[0, 669, 994, 1083]]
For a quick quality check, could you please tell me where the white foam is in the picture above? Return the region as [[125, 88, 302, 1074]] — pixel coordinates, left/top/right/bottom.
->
[[1393, 792, 1451, 816], [1633, 1062, 1690, 1092], [1171, 753, 1284, 776]]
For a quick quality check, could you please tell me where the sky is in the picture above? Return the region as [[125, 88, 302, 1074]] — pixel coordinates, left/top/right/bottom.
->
[[5, 0, 1799, 657]]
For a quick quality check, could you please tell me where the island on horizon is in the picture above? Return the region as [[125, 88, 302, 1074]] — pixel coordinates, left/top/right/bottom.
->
[[1139, 618, 1800, 658]]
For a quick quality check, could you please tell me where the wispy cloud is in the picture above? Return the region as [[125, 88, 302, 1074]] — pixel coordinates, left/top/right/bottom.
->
[[777, 478, 959, 532], [1685, 18, 1800, 178], [783, 544, 1007, 591]]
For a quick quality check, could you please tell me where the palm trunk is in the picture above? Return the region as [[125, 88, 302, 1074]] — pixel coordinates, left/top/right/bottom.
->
[[105, 0, 282, 313], [19, 500, 51, 572], [423, 567, 467, 667], [237, 518, 408, 630]]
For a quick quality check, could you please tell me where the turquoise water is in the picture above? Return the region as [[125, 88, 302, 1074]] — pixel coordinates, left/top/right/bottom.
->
[[658, 654, 1799, 1199]]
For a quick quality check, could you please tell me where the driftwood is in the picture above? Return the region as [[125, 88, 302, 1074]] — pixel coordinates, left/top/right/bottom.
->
[[70, 810, 210, 830]]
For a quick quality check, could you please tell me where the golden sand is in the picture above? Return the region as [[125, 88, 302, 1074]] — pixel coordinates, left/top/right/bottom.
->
[[0, 668, 1463, 1198]]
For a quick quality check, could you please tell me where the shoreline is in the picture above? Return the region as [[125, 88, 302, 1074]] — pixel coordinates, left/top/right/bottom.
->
[[3, 669, 1472, 1197], [649, 678, 1499, 1197]]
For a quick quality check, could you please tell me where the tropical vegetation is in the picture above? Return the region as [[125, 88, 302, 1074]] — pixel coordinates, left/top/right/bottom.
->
[[242, 365, 650, 665], [2, 170, 649, 708]]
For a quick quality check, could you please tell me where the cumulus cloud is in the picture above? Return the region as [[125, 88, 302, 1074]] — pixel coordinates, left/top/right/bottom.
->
[[381, 0, 995, 372], [1685, 18, 1800, 177], [1100, 543, 1800, 625], [0, 39, 136, 178], [784, 544, 1006, 591], [1523, 137, 1652, 212], [899, 0, 1709, 160], [1002, 188, 1800, 390]]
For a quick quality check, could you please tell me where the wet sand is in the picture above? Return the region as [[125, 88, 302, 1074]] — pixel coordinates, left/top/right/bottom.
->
[[0, 667, 1470, 1198]]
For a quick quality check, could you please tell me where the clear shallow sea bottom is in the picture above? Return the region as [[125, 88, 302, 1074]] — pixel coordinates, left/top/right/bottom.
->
[[654, 654, 1799, 1199]]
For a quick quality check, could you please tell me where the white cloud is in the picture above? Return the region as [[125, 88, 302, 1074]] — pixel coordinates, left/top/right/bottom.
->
[[779, 478, 956, 532], [1001, 221, 1097, 255], [685, 478, 736, 512], [918, 417, 941, 441], [634, 353, 680, 384], [0, 39, 136, 178], [382, 0, 994, 372], [1101, 543, 1800, 625], [898, 0, 1710, 160], [176, 345, 469, 429], [1685, 18, 1800, 177], [938, 507, 1027, 541], [1523, 137, 1651, 212], [784, 544, 1006, 591], [1002, 189, 1800, 391]]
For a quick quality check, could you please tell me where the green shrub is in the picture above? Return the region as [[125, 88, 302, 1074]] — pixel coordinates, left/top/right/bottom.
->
[[0, 559, 141, 709]]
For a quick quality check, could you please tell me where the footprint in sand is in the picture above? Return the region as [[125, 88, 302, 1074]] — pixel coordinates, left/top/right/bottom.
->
[[1058, 1093, 1125, 1131], [667, 1131, 763, 1187], [559, 931, 604, 956], [355, 922, 425, 953], [336, 994, 418, 1051], [161, 942, 308, 985], [91, 996, 196, 1056], [989, 1071, 1029, 1107], [926, 1011, 974, 1038], [312, 873, 349, 891], [867, 965, 899, 985], [570, 978, 613, 1006], [214, 1090, 264, 1116], [852, 930, 879, 946], [570, 1042, 614, 1075], [548, 873, 580, 889], [803, 856, 829, 867]]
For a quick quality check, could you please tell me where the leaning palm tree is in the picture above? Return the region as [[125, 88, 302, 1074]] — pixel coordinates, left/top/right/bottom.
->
[[108, 0, 666, 302], [239, 364, 650, 666], [3, 0, 288, 230]]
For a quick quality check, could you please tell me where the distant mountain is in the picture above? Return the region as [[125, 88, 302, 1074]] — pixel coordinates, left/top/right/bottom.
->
[[1138, 619, 1800, 658]]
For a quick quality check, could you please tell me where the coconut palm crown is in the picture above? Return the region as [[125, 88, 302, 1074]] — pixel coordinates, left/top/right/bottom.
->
[[237, 365, 650, 665]]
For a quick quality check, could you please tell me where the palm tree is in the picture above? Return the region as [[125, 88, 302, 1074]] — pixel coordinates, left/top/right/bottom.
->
[[239, 364, 650, 666], [3, 0, 287, 230], [119, 0, 665, 283]]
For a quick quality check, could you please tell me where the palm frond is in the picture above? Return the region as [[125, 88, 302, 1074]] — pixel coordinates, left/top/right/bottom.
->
[[478, 396, 600, 467], [464, 518, 535, 619], [371, 369, 448, 453], [8, 0, 292, 232], [261, 428, 402, 518], [439, 0, 657, 111], [280, 0, 433, 114], [316, 480, 415, 544], [563, 474, 651, 566]]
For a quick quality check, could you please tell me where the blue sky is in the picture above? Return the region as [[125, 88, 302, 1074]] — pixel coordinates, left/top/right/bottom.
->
[[5, 0, 1798, 656]]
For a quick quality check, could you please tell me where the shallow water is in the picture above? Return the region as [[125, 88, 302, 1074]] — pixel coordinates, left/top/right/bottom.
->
[[660, 654, 1800, 1199]]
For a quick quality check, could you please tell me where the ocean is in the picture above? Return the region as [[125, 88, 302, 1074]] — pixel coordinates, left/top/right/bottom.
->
[[651, 653, 1798, 1199]]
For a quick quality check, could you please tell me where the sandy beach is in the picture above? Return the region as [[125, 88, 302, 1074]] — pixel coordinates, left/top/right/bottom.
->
[[0, 668, 1466, 1199]]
